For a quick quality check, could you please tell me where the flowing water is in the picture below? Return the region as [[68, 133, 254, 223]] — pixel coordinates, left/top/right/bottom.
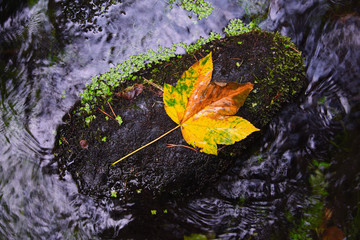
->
[[0, 0, 359, 239]]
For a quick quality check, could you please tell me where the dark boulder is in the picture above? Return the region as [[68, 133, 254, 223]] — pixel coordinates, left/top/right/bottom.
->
[[53, 30, 306, 200]]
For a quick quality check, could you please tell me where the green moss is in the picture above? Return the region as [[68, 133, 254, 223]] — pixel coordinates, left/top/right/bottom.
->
[[78, 19, 255, 121], [77, 20, 303, 128], [169, 0, 213, 20], [28, 0, 39, 8], [224, 19, 258, 36], [243, 31, 305, 126], [55, 27, 307, 201], [267, 33, 305, 98], [115, 115, 123, 125], [257, 154, 265, 164], [77, 31, 222, 123], [287, 160, 330, 239], [85, 115, 95, 126], [184, 233, 214, 240], [110, 190, 117, 198]]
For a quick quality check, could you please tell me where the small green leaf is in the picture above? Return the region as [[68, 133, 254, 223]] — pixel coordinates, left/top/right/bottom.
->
[[184, 233, 208, 240], [115, 115, 123, 125], [319, 162, 331, 169], [85, 115, 96, 126], [317, 96, 326, 105], [110, 190, 117, 198], [61, 90, 66, 99]]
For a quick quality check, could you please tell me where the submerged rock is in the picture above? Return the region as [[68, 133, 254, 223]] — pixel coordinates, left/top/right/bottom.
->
[[52, 30, 306, 200]]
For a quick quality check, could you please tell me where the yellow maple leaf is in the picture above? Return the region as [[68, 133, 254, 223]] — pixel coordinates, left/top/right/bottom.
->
[[163, 52, 259, 155], [113, 52, 259, 165]]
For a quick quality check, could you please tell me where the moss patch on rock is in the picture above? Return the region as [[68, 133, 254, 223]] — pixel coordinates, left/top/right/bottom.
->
[[52, 30, 306, 200]]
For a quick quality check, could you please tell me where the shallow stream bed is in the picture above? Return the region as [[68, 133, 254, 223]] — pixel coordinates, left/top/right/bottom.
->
[[0, 0, 359, 239]]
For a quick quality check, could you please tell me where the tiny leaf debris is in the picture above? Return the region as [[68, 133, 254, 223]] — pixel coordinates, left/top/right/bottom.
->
[[115, 83, 143, 100], [163, 52, 259, 154], [113, 52, 258, 165], [80, 140, 88, 150]]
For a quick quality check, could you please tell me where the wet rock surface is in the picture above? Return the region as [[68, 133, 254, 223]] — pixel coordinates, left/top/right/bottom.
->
[[52, 30, 306, 200]]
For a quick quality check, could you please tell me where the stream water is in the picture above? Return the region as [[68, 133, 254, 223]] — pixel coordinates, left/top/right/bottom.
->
[[1, 0, 359, 239]]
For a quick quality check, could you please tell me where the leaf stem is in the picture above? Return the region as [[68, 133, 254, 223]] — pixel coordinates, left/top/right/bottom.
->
[[98, 108, 115, 120], [143, 77, 164, 92], [107, 102, 117, 118], [112, 125, 181, 165]]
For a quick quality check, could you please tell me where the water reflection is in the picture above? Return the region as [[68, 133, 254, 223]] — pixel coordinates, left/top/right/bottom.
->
[[0, 0, 250, 239], [0, 0, 359, 238], [165, 1, 360, 239]]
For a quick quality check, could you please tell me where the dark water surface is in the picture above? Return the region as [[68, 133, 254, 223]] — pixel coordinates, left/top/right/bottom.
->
[[1, 0, 359, 239]]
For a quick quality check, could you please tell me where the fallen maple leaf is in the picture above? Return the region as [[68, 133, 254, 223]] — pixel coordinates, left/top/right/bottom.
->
[[163, 52, 259, 154], [113, 52, 259, 165]]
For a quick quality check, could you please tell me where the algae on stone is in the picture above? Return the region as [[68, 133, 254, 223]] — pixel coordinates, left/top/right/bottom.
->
[[53, 30, 306, 199]]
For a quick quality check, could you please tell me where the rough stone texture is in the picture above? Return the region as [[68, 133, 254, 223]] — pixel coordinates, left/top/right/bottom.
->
[[52, 30, 306, 200]]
